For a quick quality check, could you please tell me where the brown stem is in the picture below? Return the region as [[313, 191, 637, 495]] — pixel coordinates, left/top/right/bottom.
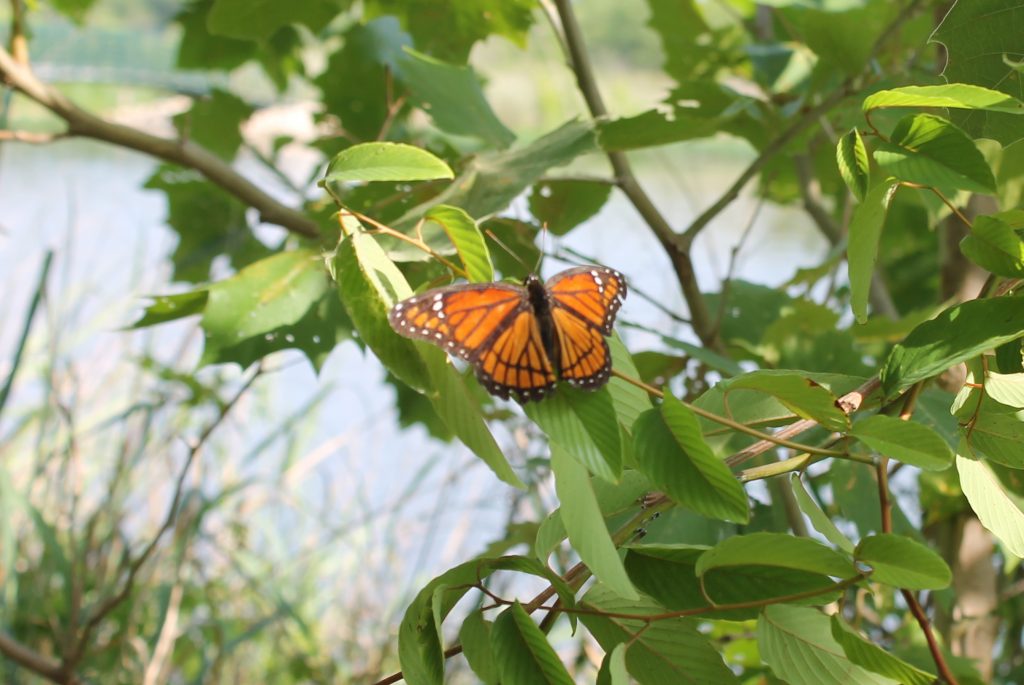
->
[[0, 45, 319, 239]]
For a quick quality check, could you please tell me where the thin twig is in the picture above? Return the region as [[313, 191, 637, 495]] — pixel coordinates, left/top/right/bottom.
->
[[0, 250, 52, 418], [0, 129, 62, 143]]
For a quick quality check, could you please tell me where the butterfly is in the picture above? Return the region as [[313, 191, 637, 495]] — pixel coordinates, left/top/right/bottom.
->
[[388, 266, 627, 402]]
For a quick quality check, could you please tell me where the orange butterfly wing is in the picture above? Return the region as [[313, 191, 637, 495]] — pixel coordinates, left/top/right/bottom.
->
[[388, 283, 557, 402], [546, 267, 627, 389]]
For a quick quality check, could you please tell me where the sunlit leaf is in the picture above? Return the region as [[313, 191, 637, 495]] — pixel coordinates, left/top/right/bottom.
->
[[725, 370, 850, 431], [326, 142, 454, 183], [423, 205, 493, 282], [863, 83, 1024, 114], [850, 414, 954, 470], [836, 128, 869, 201], [830, 616, 935, 685], [960, 212, 1024, 278], [957, 447, 1024, 558], [855, 534, 952, 589], [789, 474, 856, 554]]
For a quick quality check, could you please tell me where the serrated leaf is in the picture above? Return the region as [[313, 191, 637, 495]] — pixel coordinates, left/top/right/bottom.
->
[[335, 231, 429, 391], [873, 114, 996, 194], [932, 4, 1024, 146], [131, 289, 208, 328], [528, 180, 612, 234], [201, 250, 327, 367], [421, 348, 524, 488], [726, 370, 850, 432], [847, 178, 900, 323], [789, 474, 856, 554], [528, 387, 622, 483], [208, 0, 344, 41], [851, 414, 953, 470], [550, 446, 637, 599], [855, 534, 951, 589], [632, 399, 749, 523], [325, 142, 454, 183], [881, 297, 1024, 396], [986, 371, 1024, 407], [830, 616, 936, 685], [863, 83, 1024, 114], [758, 605, 898, 685], [961, 213, 1024, 278], [396, 47, 515, 148], [837, 128, 869, 201], [957, 449, 1024, 558], [423, 205, 493, 282], [580, 584, 740, 685], [460, 612, 498, 685], [491, 602, 574, 685]]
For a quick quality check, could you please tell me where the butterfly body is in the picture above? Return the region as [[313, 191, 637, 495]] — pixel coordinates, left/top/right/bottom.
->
[[388, 266, 627, 403]]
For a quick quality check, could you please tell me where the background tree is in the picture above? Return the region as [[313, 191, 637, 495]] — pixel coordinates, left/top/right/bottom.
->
[[2, 0, 1024, 683]]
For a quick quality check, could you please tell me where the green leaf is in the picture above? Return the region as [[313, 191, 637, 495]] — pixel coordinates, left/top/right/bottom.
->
[[850, 414, 954, 470], [986, 371, 1024, 407], [172, 89, 253, 160], [131, 290, 208, 328], [855, 534, 952, 589], [580, 584, 740, 685], [365, 0, 534, 63], [758, 605, 897, 685], [881, 297, 1024, 396], [421, 349, 525, 488], [397, 120, 597, 224], [491, 602, 574, 685], [873, 114, 997, 194], [200, 250, 328, 366], [527, 388, 622, 483], [830, 616, 936, 685], [863, 83, 1024, 114], [632, 397, 748, 523], [395, 48, 515, 148], [600, 644, 629, 685], [550, 446, 637, 599], [644, 0, 712, 83], [528, 180, 612, 235], [423, 205, 493, 282], [208, 0, 345, 40], [607, 335, 653, 431], [460, 612, 498, 685], [964, 399, 1024, 469], [960, 213, 1024, 278], [725, 370, 850, 432], [325, 142, 454, 184], [789, 474, 856, 554], [781, 0, 899, 76], [933, 3, 1024, 146], [836, 128, 869, 201], [957, 449, 1024, 558], [335, 230, 429, 391]]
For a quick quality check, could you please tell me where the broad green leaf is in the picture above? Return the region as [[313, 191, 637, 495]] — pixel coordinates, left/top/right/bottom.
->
[[789, 474, 856, 554], [131, 289, 208, 328], [172, 88, 253, 160], [633, 402, 749, 524], [460, 612, 498, 685], [550, 446, 637, 599], [873, 114, 997, 194], [396, 48, 515, 149], [599, 644, 629, 685], [881, 297, 1024, 396], [201, 250, 327, 366], [863, 84, 1024, 114], [726, 370, 850, 432], [836, 128, 869, 201], [965, 399, 1024, 469], [850, 414, 954, 470], [491, 602, 574, 685], [695, 533, 854, 607], [528, 387, 622, 483], [396, 120, 597, 224], [623, 545, 753, 620], [335, 231, 429, 391], [422, 205, 493, 282], [957, 449, 1024, 558], [848, 178, 899, 323], [933, 3, 1024, 146], [986, 371, 1024, 407], [580, 584, 740, 685], [325, 142, 454, 184], [758, 605, 898, 685], [961, 213, 1024, 277], [207, 0, 344, 40], [781, 0, 898, 76], [528, 180, 612, 235], [855, 534, 952, 589], [365, 0, 534, 63], [830, 616, 936, 685], [645, 0, 711, 83], [421, 349, 524, 488], [608, 335, 653, 431]]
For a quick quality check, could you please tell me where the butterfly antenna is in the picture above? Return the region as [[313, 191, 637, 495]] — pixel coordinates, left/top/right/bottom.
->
[[484, 227, 533, 274]]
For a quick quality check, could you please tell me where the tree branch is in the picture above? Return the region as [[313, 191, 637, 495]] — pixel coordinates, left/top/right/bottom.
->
[[0, 45, 320, 239], [0, 632, 79, 685]]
